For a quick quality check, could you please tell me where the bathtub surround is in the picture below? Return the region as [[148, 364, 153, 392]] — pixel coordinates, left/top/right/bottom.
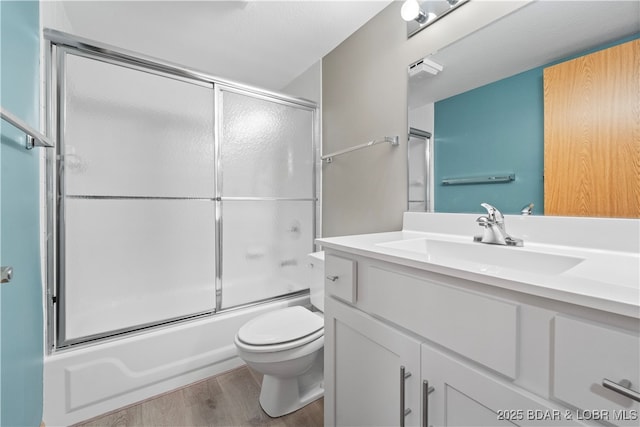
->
[[0, 1, 44, 425], [44, 295, 308, 425]]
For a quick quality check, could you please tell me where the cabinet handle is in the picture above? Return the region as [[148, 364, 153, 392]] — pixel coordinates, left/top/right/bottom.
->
[[400, 366, 412, 427], [422, 380, 435, 427], [603, 378, 640, 402], [326, 275, 339, 282]]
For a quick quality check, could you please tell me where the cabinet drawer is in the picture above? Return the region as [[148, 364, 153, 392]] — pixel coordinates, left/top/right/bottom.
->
[[553, 315, 640, 423], [361, 265, 518, 379], [325, 254, 356, 304]]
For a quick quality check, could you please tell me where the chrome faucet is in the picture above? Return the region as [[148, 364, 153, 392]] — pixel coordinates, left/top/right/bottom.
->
[[473, 203, 523, 247]]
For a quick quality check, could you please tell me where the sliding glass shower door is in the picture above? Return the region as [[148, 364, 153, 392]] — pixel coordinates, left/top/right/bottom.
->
[[217, 87, 316, 309], [58, 52, 217, 344], [51, 40, 318, 348]]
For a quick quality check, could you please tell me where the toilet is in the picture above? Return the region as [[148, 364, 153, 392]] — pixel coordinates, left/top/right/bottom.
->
[[234, 251, 325, 417]]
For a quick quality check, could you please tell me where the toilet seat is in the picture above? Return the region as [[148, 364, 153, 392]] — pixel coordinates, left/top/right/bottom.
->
[[236, 306, 324, 353]]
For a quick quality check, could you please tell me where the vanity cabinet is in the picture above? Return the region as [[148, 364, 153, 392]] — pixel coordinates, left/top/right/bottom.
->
[[422, 344, 587, 427], [323, 250, 640, 427], [552, 315, 640, 421], [325, 297, 421, 426]]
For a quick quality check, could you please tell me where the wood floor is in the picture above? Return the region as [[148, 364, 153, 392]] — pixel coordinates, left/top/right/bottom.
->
[[73, 366, 324, 427]]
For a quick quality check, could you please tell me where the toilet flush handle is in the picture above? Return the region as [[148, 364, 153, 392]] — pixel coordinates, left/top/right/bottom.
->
[[326, 275, 339, 282]]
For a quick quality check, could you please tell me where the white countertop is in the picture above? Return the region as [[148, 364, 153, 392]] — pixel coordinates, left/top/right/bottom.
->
[[317, 213, 640, 319]]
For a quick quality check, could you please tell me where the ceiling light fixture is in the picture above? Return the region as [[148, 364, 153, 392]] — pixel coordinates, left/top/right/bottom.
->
[[403, 0, 469, 38]]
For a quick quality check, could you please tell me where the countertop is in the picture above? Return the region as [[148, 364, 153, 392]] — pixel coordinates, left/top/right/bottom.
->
[[317, 226, 640, 319]]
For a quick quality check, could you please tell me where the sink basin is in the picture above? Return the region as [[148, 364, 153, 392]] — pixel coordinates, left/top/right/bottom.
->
[[376, 238, 584, 275]]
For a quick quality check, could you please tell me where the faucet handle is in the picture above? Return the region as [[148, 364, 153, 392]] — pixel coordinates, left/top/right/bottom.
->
[[480, 203, 503, 223], [520, 203, 534, 215], [476, 215, 490, 227]]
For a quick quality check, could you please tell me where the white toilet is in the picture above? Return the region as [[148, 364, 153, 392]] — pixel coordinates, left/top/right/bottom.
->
[[234, 251, 325, 417]]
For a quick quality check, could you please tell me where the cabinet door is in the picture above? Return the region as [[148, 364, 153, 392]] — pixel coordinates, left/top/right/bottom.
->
[[422, 344, 588, 427], [325, 297, 421, 426]]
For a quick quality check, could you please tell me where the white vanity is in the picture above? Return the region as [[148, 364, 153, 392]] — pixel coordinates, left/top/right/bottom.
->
[[317, 212, 639, 427]]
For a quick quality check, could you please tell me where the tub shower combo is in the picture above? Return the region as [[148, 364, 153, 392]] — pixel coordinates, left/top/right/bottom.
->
[[42, 30, 318, 425]]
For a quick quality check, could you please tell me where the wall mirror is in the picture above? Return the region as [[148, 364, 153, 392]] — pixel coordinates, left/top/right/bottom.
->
[[407, 0, 640, 217]]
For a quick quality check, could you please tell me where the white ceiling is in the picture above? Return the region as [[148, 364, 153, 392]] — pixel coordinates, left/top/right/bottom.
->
[[409, 0, 640, 108], [53, 0, 393, 91]]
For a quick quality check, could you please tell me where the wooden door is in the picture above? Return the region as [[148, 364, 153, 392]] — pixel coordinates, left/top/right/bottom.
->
[[543, 39, 640, 217]]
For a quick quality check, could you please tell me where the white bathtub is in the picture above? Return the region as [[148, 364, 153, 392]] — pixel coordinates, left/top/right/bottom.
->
[[43, 294, 309, 426]]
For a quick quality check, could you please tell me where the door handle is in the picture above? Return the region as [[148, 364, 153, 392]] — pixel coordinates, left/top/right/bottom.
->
[[1, 266, 13, 284], [422, 380, 435, 427], [603, 378, 640, 402], [400, 366, 412, 427]]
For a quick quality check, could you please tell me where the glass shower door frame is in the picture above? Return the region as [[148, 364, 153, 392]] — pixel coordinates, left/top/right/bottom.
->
[[45, 33, 319, 351], [50, 46, 219, 348], [213, 84, 318, 311], [407, 127, 432, 212]]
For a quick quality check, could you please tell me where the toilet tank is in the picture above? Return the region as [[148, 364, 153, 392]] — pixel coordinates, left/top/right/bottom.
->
[[307, 251, 325, 312]]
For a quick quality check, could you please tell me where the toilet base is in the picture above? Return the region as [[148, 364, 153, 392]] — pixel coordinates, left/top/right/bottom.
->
[[258, 352, 324, 417], [259, 377, 324, 417]]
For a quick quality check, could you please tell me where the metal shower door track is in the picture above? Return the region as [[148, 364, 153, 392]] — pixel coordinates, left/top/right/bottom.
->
[[43, 29, 316, 109]]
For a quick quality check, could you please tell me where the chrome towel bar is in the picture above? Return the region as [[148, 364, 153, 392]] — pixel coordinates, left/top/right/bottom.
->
[[322, 136, 399, 163], [1, 107, 54, 149], [442, 173, 515, 186]]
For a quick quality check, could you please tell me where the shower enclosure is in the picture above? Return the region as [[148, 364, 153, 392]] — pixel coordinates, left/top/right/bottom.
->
[[407, 127, 431, 212], [45, 30, 317, 348]]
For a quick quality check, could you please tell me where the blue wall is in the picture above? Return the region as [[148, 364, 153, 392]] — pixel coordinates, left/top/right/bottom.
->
[[434, 34, 640, 215], [0, 1, 44, 426]]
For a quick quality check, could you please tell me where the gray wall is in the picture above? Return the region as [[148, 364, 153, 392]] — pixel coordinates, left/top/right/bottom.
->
[[321, 1, 529, 237]]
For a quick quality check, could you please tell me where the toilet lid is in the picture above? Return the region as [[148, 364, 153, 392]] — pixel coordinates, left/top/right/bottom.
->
[[237, 306, 323, 346]]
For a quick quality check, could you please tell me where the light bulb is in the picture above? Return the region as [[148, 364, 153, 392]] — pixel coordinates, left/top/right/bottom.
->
[[401, 0, 421, 22]]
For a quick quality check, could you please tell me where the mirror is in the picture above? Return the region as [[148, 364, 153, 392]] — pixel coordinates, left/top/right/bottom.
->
[[407, 1, 640, 216]]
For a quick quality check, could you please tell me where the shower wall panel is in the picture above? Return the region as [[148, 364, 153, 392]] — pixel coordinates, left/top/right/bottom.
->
[[60, 53, 216, 344]]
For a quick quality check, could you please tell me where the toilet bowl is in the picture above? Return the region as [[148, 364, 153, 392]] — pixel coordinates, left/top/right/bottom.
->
[[234, 252, 325, 417]]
